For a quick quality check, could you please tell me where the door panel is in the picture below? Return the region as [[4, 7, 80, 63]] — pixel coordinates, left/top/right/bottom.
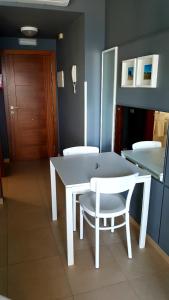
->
[[147, 178, 163, 243], [18, 111, 46, 130], [3, 51, 57, 160]]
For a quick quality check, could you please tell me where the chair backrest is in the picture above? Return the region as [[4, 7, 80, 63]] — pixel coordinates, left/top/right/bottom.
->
[[132, 141, 162, 150], [90, 173, 138, 215], [63, 146, 99, 156]]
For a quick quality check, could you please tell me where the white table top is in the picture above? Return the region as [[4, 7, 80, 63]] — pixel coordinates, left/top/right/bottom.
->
[[50, 152, 150, 187], [122, 148, 165, 182]]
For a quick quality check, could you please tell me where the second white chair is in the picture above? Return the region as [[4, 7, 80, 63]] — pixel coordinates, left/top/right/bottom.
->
[[63, 146, 99, 231], [79, 173, 138, 268], [132, 141, 162, 150]]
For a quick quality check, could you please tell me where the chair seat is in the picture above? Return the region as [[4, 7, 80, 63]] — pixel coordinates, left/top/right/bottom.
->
[[79, 192, 126, 217]]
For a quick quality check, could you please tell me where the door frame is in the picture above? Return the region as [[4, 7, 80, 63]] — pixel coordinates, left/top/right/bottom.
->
[[1, 49, 58, 160], [100, 46, 118, 152]]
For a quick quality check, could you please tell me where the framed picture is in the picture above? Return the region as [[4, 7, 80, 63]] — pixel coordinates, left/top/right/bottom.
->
[[136, 55, 159, 88], [121, 58, 137, 88]]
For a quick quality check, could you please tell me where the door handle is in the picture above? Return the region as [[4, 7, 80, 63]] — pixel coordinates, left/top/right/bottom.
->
[[10, 106, 20, 110]]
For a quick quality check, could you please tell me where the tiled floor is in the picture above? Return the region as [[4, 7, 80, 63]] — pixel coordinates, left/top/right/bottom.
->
[[0, 160, 169, 300]]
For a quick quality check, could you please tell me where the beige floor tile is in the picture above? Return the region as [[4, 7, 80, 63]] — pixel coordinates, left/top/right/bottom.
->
[[0, 268, 7, 297], [8, 226, 58, 265], [129, 270, 169, 300], [74, 216, 139, 251], [2, 159, 169, 300], [66, 247, 126, 295], [8, 256, 72, 300], [0, 233, 7, 268], [74, 281, 139, 300], [8, 202, 50, 232], [108, 239, 169, 280]]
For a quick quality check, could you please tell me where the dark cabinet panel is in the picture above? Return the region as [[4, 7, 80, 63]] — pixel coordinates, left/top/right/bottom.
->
[[130, 183, 143, 225], [164, 145, 169, 188], [147, 178, 163, 243], [164, 127, 169, 187], [159, 187, 169, 255]]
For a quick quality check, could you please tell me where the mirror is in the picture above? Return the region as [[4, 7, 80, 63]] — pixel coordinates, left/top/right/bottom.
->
[[100, 47, 118, 152]]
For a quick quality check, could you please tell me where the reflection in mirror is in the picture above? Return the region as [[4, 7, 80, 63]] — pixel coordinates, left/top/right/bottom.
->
[[153, 111, 169, 146], [115, 105, 169, 153], [115, 105, 169, 183]]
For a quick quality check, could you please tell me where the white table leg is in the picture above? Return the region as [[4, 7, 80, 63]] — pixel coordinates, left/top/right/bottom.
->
[[66, 187, 74, 266], [139, 177, 151, 248], [50, 161, 57, 221]]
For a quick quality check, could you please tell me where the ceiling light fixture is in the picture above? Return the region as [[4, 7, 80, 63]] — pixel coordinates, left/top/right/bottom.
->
[[21, 26, 38, 37]]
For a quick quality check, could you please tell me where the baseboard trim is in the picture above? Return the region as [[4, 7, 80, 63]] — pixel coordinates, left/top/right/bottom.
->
[[130, 217, 169, 265]]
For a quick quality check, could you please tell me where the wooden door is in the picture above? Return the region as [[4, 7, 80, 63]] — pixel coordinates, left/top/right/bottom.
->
[[2, 50, 57, 160], [0, 143, 4, 199]]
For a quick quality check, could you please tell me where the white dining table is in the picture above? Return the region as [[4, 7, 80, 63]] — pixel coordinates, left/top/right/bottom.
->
[[50, 152, 151, 266]]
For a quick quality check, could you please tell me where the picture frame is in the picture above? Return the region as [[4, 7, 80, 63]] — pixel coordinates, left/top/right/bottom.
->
[[121, 58, 137, 88], [136, 55, 159, 88]]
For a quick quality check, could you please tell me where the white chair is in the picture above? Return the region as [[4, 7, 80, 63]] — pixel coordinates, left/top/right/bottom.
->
[[63, 146, 99, 231], [132, 141, 162, 150], [79, 173, 138, 268], [63, 146, 99, 156]]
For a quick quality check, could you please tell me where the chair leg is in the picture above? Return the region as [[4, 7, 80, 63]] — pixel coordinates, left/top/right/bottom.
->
[[73, 193, 77, 231], [95, 217, 100, 268], [111, 217, 114, 233], [80, 205, 84, 240], [126, 212, 132, 259], [103, 218, 107, 226]]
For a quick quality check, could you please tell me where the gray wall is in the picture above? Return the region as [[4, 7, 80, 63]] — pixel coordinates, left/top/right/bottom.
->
[[117, 31, 169, 112], [106, 0, 169, 47], [106, 0, 169, 113], [57, 16, 85, 151], [0, 37, 57, 158], [0, 0, 106, 149]]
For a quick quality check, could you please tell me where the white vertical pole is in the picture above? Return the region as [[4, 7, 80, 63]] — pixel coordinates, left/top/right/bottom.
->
[[100, 51, 104, 152], [84, 81, 88, 146]]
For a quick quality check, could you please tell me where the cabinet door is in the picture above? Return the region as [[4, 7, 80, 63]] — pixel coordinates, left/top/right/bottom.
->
[[164, 146, 169, 188], [147, 178, 163, 243], [159, 187, 169, 255]]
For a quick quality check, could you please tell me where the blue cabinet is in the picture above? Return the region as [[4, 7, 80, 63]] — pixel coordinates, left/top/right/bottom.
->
[[147, 178, 163, 243], [159, 187, 169, 255], [164, 144, 169, 188], [130, 183, 143, 224]]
